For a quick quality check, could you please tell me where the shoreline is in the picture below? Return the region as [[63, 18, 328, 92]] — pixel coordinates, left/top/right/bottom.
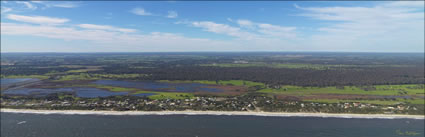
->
[[1, 109, 424, 119]]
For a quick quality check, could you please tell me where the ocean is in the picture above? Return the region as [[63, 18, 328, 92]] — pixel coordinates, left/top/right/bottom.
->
[[1, 112, 424, 137]]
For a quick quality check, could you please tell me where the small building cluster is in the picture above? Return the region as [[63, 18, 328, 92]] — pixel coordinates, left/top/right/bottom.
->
[[0, 95, 421, 115]]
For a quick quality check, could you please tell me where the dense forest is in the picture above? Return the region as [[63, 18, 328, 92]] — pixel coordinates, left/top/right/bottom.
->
[[1, 52, 424, 87]]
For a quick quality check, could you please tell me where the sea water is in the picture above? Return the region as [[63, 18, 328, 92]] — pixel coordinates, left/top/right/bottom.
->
[[1, 112, 423, 137]]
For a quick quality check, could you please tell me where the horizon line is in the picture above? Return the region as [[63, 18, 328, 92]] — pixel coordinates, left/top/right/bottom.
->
[[1, 51, 424, 54]]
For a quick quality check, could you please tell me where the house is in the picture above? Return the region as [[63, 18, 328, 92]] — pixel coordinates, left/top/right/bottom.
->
[[385, 107, 395, 110], [397, 105, 405, 110], [344, 103, 351, 109], [353, 102, 360, 107]]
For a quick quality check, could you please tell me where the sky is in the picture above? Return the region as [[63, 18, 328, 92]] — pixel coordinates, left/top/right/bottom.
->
[[1, 1, 424, 52]]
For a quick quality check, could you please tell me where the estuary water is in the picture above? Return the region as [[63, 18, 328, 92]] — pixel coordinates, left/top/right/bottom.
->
[[93, 80, 224, 92], [1, 78, 224, 98], [1, 78, 38, 87], [2, 88, 128, 98], [1, 112, 424, 137]]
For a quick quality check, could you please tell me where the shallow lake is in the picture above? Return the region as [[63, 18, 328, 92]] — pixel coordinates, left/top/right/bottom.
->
[[2, 88, 128, 98], [93, 80, 224, 92], [1, 79, 225, 98], [1, 78, 38, 86]]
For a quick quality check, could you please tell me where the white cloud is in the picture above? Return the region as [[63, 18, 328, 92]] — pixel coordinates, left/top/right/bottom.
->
[[1, 22, 240, 52], [2, 2, 423, 52], [296, 1, 424, 52], [297, 5, 423, 22], [131, 8, 153, 16], [192, 21, 258, 40], [1, 1, 78, 14], [192, 20, 297, 39], [236, 19, 254, 28], [1, 23, 138, 42], [166, 11, 178, 18], [192, 21, 240, 35], [78, 24, 137, 33], [382, 1, 424, 8], [191, 20, 298, 41], [29, 1, 79, 9], [30, 1, 44, 4], [2, 22, 300, 52], [257, 24, 297, 38], [1, 7, 12, 13], [6, 14, 69, 25], [48, 3, 79, 8], [16, 1, 37, 10]]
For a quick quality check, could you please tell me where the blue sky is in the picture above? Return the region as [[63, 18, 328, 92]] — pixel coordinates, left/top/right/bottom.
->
[[1, 1, 424, 52]]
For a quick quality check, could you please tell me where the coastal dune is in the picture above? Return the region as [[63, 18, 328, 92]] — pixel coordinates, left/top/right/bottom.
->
[[1, 109, 424, 119]]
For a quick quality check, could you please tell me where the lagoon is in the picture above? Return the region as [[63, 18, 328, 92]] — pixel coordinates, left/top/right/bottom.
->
[[1, 78, 38, 86], [93, 80, 224, 92], [2, 88, 128, 98]]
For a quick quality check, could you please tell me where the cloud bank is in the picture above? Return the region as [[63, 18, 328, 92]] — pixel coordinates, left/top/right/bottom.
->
[[1, 1, 424, 52]]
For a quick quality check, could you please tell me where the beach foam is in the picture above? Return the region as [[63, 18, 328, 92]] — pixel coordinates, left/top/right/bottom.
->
[[1, 109, 424, 119]]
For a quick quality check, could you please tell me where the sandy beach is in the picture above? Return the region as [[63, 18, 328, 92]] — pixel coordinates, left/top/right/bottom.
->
[[1, 108, 424, 119]]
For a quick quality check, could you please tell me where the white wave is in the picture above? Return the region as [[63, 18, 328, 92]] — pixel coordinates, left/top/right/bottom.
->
[[17, 121, 26, 124], [1, 109, 424, 120]]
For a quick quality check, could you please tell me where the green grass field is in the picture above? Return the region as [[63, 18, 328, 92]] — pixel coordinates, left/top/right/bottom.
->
[[159, 80, 264, 87], [304, 99, 424, 105], [2, 73, 422, 103], [259, 84, 424, 96], [200, 63, 414, 69], [69, 84, 194, 100], [260, 84, 424, 105], [66, 68, 101, 73], [95, 85, 136, 92], [53, 74, 100, 81], [58, 94, 81, 100], [133, 91, 193, 100], [200, 63, 332, 69]]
